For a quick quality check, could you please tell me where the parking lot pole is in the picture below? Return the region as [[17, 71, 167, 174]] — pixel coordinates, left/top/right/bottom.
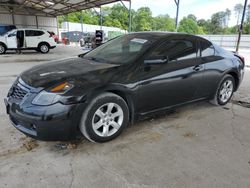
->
[[100, 7, 103, 31], [129, 0, 132, 32], [11, 14, 15, 25], [174, 0, 180, 31], [236, 0, 248, 52], [67, 14, 69, 39], [80, 11, 84, 35], [120, 0, 132, 33]]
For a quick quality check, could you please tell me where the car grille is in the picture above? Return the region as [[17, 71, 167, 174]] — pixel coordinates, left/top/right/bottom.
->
[[8, 79, 30, 100], [10, 85, 28, 100]]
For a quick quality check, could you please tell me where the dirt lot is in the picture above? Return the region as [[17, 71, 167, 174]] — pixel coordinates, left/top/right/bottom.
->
[[0, 45, 250, 188]]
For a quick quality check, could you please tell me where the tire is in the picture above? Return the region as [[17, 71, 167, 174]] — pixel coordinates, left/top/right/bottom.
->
[[210, 74, 235, 106], [0, 43, 6, 54], [80, 92, 129, 143], [39, 43, 50, 53]]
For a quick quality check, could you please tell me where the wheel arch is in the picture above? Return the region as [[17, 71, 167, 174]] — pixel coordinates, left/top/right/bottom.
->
[[38, 41, 50, 48], [0, 42, 7, 49], [106, 89, 135, 124], [85, 86, 136, 125], [224, 70, 239, 91]]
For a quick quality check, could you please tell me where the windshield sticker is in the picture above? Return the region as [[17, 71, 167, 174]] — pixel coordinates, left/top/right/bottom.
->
[[130, 38, 148, 44]]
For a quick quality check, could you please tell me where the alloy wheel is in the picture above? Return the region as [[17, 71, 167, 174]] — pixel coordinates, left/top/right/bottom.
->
[[40, 45, 48, 53], [92, 102, 124, 137], [0, 45, 5, 54], [219, 79, 233, 103]]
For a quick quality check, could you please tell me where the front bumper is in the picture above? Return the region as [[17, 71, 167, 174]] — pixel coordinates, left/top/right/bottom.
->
[[4, 97, 85, 141]]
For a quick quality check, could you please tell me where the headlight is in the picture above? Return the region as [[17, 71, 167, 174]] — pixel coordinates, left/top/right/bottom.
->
[[32, 82, 74, 106], [32, 91, 61, 106]]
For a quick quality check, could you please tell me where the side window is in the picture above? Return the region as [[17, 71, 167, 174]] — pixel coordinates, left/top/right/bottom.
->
[[25, 30, 35, 36], [34, 30, 44, 36], [201, 40, 215, 57], [25, 30, 44, 36], [147, 38, 197, 62]]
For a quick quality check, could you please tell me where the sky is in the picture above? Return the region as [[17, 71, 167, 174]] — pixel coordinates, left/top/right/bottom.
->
[[113, 0, 246, 26]]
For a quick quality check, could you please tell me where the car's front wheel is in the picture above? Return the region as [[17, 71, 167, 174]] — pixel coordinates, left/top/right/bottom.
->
[[39, 43, 50, 53], [210, 74, 235, 106], [0, 43, 6, 54], [80, 92, 129, 143]]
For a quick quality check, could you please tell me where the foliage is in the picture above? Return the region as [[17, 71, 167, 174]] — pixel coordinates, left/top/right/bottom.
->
[[133, 7, 153, 31], [57, 3, 250, 35], [234, 3, 244, 25], [153, 14, 175, 31], [177, 17, 199, 34]]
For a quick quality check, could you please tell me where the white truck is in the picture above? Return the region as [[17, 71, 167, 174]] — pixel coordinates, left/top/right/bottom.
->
[[0, 28, 57, 54]]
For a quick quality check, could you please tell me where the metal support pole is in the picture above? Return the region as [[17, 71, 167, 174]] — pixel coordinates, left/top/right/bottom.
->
[[56, 16, 59, 37], [120, 0, 132, 33], [100, 6, 103, 30], [11, 14, 15, 25], [236, 0, 248, 52], [81, 11, 83, 33], [35, 16, 38, 29], [67, 14, 69, 38], [129, 0, 132, 32], [174, 0, 180, 31]]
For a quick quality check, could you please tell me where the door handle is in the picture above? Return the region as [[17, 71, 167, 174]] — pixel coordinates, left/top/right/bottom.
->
[[193, 65, 203, 71]]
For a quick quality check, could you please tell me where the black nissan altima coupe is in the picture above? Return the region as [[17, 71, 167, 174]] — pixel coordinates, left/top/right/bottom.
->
[[4, 32, 245, 142]]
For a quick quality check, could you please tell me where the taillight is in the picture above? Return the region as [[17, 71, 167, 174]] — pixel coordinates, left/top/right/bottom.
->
[[238, 55, 245, 65], [47, 31, 53, 37], [234, 53, 245, 68]]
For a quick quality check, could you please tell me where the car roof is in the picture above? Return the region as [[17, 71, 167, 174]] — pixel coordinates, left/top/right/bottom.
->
[[129, 31, 212, 43], [18, 28, 45, 31]]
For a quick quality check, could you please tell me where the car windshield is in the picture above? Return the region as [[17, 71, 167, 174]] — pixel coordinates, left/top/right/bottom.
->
[[5, 29, 15, 36], [83, 33, 161, 64]]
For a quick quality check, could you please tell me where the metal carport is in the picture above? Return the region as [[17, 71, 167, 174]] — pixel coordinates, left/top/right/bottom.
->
[[0, 0, 132, 33]]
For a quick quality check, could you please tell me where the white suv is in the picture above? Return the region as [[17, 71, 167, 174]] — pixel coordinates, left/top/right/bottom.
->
[[0, 28, 56, 54]]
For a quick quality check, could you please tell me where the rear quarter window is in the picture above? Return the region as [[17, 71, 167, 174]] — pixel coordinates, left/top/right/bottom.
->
[[25, 30, 44, 36], [201, 40, 215, 57]]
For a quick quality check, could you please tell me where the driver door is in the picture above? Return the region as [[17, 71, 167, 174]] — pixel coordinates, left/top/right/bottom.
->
[[6, 30, 17, 48], [136, 35, 204, 114]]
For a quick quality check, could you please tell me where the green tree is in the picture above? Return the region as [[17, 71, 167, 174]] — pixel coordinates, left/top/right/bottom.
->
[[187, 14, 197, 22], [177, 17, 200, 34], [244, 4, 250, 34], [197, 19, 211, 34], [225, 8, 231, 27], [209, 11, 228, 34], [133, 7, 153, 31], [246, 4, 250, 22], [58, 10, 99, 27], [234, 3, 243, 25], [153, 14, 175, 31], [103, 4, 129, 30]]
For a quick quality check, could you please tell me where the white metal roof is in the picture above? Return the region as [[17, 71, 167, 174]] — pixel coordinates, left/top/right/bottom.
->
[[0, 0, 126, 17]]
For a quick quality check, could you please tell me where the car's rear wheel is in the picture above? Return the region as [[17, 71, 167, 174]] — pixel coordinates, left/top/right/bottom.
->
[[210, 74, 235, 106], [39, 43, 50, 53], [0, 43, 6, 54], [80, 92, 129, 143]]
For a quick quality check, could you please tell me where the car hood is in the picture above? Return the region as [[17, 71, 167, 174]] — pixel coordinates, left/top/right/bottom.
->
[[20, 57, 119, 88]]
